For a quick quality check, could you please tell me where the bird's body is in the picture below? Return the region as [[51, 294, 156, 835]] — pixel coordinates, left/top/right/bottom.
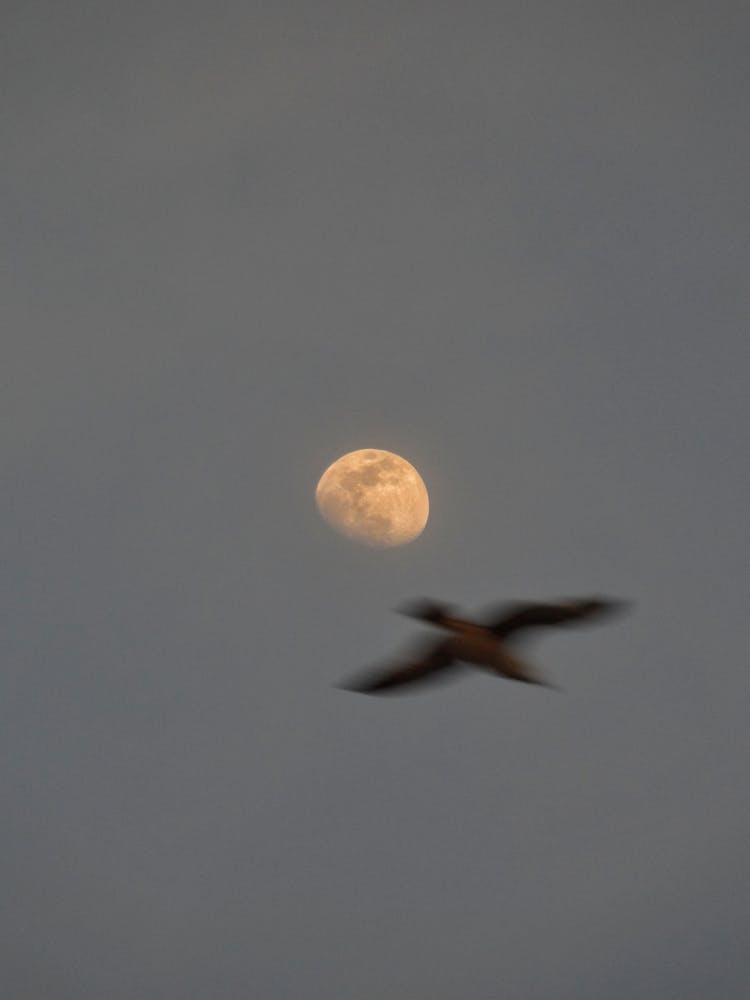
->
[[339, 596, 628, 694], [439, 626, 538, 681]]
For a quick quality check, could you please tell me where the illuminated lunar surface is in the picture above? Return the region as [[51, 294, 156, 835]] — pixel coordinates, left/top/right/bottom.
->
[[315, 449, 429, 547]]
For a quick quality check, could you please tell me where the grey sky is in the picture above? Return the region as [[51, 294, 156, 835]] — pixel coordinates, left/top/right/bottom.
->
[[3, 2, 749, 997]]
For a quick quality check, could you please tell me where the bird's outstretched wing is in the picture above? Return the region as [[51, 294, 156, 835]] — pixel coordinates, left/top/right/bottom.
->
[[485, 598, 627, 639], [338, 640, 457, 694], [395, 599, 468, 630]]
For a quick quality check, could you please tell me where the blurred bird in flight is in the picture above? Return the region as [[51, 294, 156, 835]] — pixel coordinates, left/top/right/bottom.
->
[[340, 597, 629, 694]]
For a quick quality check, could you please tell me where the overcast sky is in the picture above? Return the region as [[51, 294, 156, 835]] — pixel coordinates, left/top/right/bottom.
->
[[3, 2, 749, 997]]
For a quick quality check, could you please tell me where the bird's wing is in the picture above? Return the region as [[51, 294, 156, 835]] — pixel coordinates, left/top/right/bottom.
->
[[338, 639, 457, 694], [485, 598, 622, 639], [395, 598, 470, 631]]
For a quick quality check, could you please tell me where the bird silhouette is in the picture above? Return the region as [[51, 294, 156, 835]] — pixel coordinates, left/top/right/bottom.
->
[[339, 597, 628, 694]]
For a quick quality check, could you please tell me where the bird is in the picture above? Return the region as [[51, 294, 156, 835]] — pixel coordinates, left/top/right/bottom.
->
[[338, 596, 628, 694]]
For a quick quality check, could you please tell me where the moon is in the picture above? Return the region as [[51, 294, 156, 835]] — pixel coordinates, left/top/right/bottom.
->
[[315, 449, 429, 547]]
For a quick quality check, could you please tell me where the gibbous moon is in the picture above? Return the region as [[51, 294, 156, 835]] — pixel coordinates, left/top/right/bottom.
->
[[315, 449, 429, 547]]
